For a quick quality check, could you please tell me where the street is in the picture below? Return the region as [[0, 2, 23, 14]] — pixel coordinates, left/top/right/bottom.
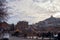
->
[[0, 34, 54, 40], [9, 36, 54, 40], [9, 36, 36, 40]]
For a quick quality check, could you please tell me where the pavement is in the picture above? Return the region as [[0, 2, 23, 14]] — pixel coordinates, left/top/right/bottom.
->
[[0, 34, 54, 40], [0, 35, 36, 40], [9, 36, 54, 40], [9, 36, 35, 40]]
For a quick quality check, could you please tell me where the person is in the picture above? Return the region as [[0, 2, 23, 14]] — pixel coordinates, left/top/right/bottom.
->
[[2, 31, 9, 40], [53, 33, 58, 40], [58, 33, 60, 40]]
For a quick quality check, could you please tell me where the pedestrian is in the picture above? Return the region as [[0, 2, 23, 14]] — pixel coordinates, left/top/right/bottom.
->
[[53, 33, 58, 40], [58, 33, 60, 40], [2, 31, 10, 40]]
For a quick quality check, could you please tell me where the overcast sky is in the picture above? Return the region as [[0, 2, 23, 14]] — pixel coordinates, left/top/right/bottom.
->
[[6, 0, 60, 24]]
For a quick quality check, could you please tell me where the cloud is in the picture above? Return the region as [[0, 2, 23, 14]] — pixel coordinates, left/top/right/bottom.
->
[[33, 0, 49, 3], [6, 0, 60, 24]]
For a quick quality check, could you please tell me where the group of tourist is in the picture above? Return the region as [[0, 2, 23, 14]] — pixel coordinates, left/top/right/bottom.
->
[[37, 32, 60, 40], [1, 31, 60, 40]]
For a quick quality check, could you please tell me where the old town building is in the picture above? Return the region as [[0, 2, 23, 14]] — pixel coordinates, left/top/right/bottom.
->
[[0, 22, 10, 31], [15, 21, 28, 32]]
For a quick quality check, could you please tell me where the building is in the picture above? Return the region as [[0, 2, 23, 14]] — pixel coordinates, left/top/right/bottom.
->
[[44, 16, 60, 27], [32, 16, 60, 33], [0, 22, 10, 31], [15, 21, 28, 32]]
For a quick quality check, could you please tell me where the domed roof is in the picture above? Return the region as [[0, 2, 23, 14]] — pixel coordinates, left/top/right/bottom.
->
[[44, 15, 56, 21]]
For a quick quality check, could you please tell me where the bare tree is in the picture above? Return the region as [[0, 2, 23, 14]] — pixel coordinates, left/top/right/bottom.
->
[[0, 0, 8, 22]]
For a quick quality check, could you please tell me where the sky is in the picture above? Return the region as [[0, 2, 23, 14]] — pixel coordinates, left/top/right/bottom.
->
[[6, 0, 60, 24]]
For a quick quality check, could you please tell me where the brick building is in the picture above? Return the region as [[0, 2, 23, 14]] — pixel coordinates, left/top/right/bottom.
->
[[15, 21, 28, 33], [0, 22, 10, 31]]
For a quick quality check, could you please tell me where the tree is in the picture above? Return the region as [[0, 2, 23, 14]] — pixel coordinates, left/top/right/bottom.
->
[[0, 0, 8, 22]]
